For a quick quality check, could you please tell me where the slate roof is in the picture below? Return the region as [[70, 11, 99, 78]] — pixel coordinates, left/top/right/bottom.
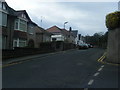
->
[[70, 30, 78, 38], [3, 2, 16, 16], [15, 10, 31, 21]]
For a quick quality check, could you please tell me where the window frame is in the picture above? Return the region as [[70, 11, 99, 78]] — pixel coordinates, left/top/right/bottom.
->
[[0, 2, 2, 9], [28, 25, 34, 35], [0, 11, 7, 27], [14, 18, 27, 32]]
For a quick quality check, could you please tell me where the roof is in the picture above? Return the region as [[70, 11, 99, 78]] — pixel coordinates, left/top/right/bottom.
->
[[46, 26, 62, 34], [15, 10, 31, 21], [36, 26, 52, 35], [3, 2, 16, 16], [61, 29, 70, 36], [46, 26, 78, 38], [70, 30, 78, 38]]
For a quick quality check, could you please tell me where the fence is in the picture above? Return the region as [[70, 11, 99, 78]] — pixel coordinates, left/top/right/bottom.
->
[[2, 41, 77, 60]]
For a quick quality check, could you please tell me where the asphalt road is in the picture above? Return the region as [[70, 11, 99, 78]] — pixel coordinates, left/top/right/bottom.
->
[[2, 48, 119, 88]]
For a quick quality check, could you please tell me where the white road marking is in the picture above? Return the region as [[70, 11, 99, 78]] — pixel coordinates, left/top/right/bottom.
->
[[98, 67, 103, 71], [88, 79, 94, 85], [84, 88, 88, 90], [93, 72, 100, 76], [101, 65, 104, 68]]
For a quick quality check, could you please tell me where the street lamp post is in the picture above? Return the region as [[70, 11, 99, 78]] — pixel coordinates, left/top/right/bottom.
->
[[64, 22, 68, 29]]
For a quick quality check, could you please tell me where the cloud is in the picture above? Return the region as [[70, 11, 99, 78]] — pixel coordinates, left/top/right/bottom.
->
[[5, 0, 118, 35]]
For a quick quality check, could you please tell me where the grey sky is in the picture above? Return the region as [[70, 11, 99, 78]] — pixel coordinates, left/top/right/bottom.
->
[[5, 0, 118, 36]]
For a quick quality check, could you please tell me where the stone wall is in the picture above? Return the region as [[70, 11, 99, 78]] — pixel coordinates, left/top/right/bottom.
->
[[107, 28, 120, 64]]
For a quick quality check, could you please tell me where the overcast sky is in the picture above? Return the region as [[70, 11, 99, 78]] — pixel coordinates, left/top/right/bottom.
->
[[5, 0, 118, 36]]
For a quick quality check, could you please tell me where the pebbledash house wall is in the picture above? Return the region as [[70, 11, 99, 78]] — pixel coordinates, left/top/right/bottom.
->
[[34, 26, 52, 48]]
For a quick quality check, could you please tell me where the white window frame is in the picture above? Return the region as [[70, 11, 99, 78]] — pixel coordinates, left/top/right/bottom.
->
[[0, 11, 7, 27], [14, 18, 27, 32], [13, 38, 27, 47], [19, 39, 26, 47]]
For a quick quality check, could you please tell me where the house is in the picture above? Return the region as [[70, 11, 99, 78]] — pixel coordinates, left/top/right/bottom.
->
[[27, 21, 37, 48], [46, 26, 77, 44], [0, 1, 16, 49], [0, 1, 52, 49], [70, 30, 78, 45], [13, 10, 31, 48], [46, 26, 65, 41], [35, 26, 52, 48]]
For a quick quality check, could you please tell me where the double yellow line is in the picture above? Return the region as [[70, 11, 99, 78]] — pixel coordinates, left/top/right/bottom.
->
[[98, 52, 120, 66], [98, 52, 106, 62]]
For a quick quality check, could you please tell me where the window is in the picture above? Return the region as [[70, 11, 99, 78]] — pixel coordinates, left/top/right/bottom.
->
[[21, 14, 26, 19], [2, 3, 6, 10], [0, 12, 2, 26], [13, 39, 26, 47], [52, 38, 56, 41], [2, 36, 7, 49], [2, 12, 7, 26], [13, 40, 17, 47], [28, 25, 34, 34], [19, 39, 26, 47], [19, 19, 27, 32], [0, 2, 2, 9], [14, 18, 27, 32], [0, 12, 7, 26], [15, 19, 19, 30]]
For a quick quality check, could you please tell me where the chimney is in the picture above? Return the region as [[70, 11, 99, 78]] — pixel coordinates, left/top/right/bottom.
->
[[78, 34, 81, 40], [69, 27, 72, 32]]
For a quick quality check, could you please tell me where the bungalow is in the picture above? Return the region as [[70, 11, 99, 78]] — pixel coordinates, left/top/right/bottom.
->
[[46, 26, 78, 44]]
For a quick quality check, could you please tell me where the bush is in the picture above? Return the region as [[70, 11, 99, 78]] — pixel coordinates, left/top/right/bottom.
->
[[106, 11, 120, 30]]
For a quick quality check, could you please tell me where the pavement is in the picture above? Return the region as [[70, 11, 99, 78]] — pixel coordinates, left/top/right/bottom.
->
[[2, 48, 120, 88], [2, 49, 76, 66]]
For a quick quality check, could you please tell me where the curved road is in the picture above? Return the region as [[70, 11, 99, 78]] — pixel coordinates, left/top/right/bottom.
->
[[2, 48, 119, 88]]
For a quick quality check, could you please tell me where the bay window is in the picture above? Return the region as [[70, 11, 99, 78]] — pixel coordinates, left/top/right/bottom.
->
[[19, 39, 26, 47], [28, 25, 34, 34], [13, 38, 27, 47], [0, 11, 7, 26], [14, 18, 27, 32], [0, 12, 2, 26], [2, 12, 7, 26], [0, 2, 2, 9]]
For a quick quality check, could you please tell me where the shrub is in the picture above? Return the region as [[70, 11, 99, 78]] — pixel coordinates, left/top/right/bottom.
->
[[106, 11, 120, 30]]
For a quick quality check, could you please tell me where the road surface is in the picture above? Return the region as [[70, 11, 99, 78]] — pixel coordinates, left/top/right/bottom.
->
[[2, 48, 119, 88]]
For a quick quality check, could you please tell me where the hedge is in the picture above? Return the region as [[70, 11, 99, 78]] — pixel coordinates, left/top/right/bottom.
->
[[106, 11, 120, 30]]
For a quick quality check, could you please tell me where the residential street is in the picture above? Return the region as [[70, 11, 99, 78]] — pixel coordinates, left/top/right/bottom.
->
[[2, 48, 119, 88]]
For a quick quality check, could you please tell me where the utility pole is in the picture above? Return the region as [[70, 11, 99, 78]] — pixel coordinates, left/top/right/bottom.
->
[[118, 1, 120, 11], [41, 16, 43, 28], [64, 22, 68, 29]]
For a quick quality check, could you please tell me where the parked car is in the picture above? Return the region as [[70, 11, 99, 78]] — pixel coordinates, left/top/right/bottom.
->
[[78, 43, 89, 49], [87, 44, 93, 48]]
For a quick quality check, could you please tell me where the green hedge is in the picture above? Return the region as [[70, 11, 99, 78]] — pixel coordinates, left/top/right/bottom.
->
[[106, 11, 120, 30]]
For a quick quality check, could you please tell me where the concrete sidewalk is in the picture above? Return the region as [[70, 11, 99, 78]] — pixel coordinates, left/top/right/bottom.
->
[[2, 49, 77, 65]]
